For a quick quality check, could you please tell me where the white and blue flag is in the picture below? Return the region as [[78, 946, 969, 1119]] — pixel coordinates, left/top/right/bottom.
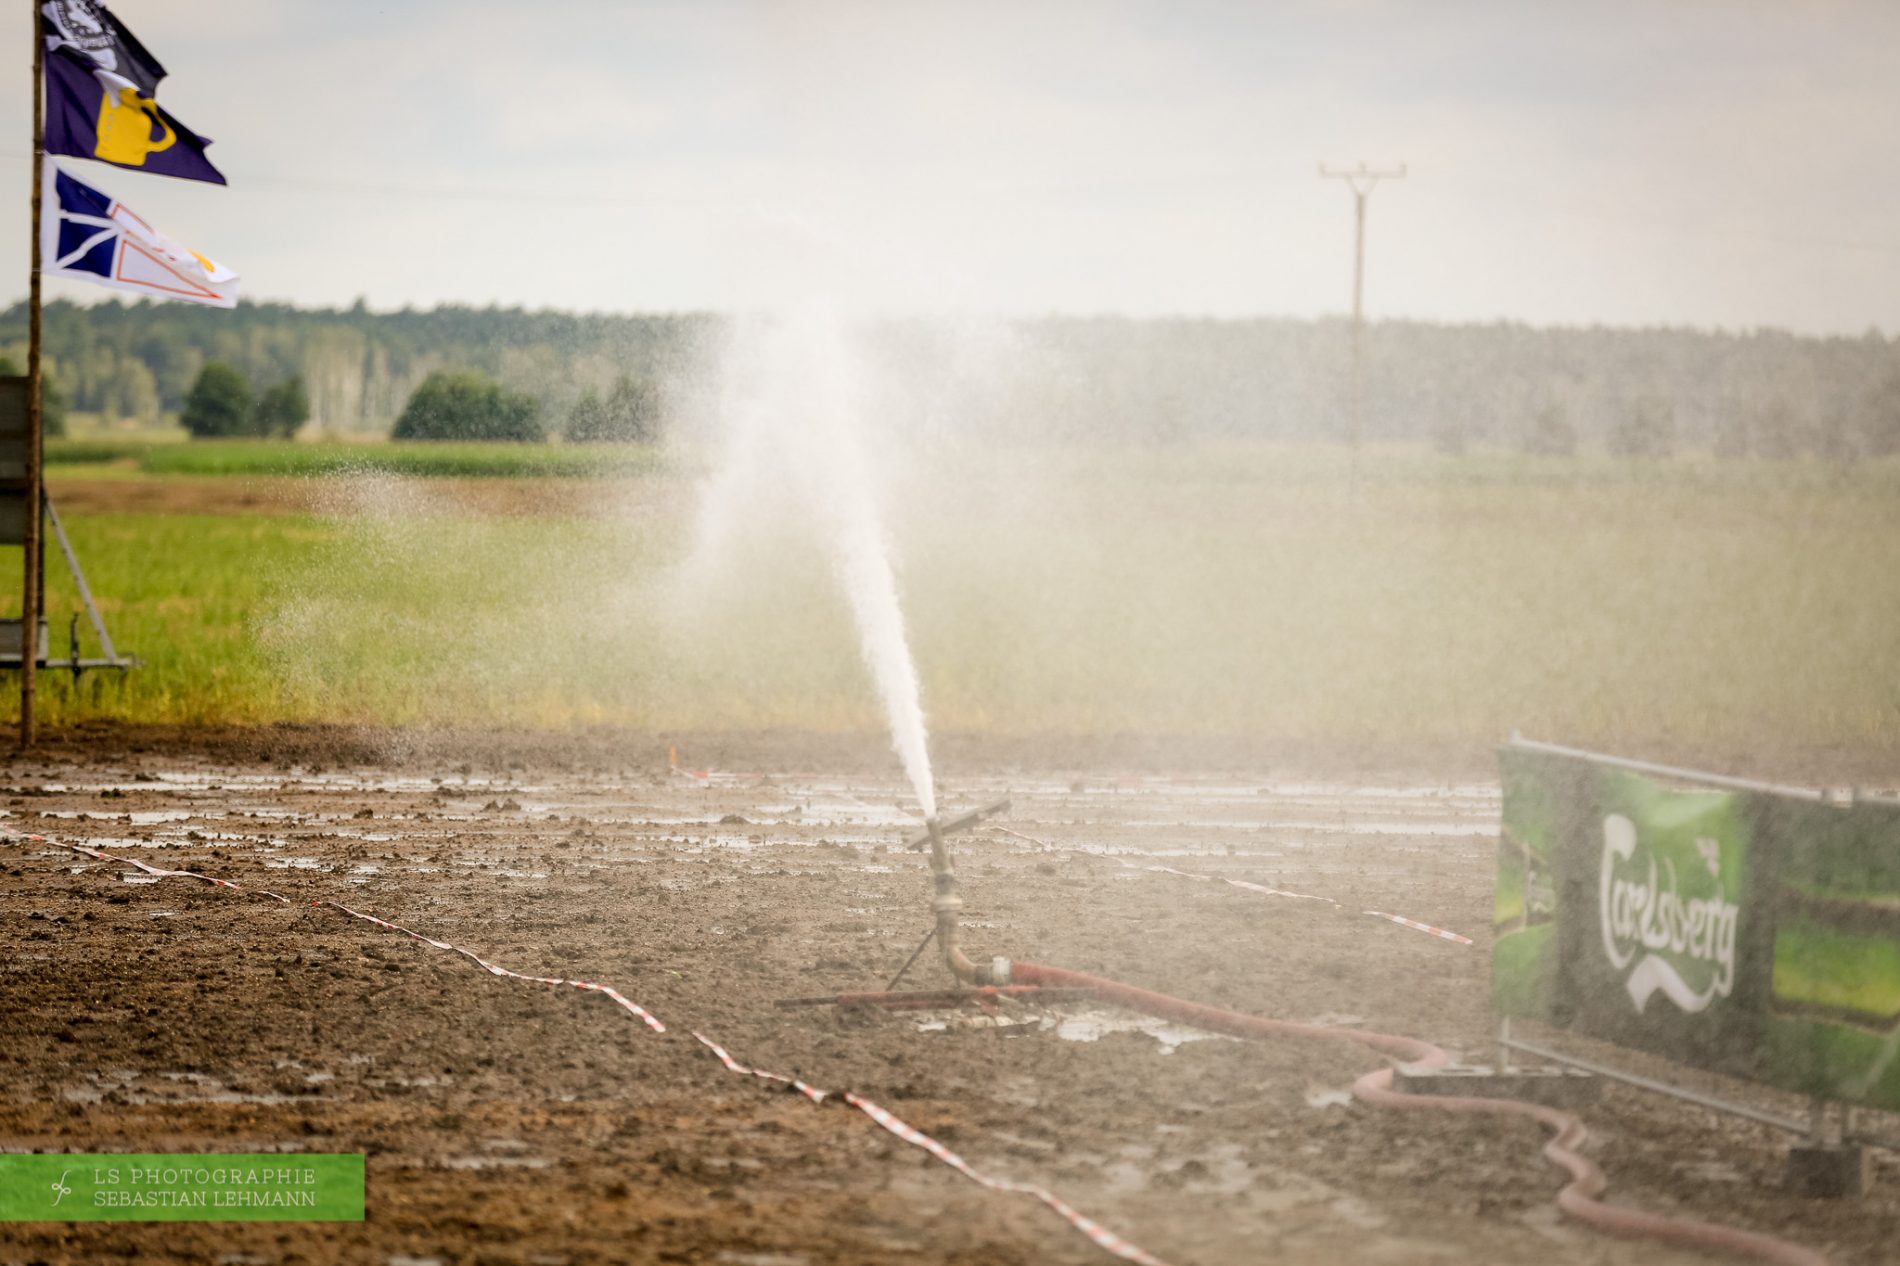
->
[[40, 160, 238, 307]]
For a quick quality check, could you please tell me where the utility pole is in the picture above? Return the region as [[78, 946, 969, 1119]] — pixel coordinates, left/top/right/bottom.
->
[[1319, 161, 1405, 476], [23, 0, 45, 748]]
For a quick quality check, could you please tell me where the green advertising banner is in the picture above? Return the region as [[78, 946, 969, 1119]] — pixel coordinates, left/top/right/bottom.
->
[[0, 1154, 364, 1222], [1495, 744, 1900, 1111]]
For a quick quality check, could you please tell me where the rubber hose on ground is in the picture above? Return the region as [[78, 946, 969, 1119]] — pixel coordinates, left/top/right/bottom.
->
[[1009, 961, 1827, 1266]]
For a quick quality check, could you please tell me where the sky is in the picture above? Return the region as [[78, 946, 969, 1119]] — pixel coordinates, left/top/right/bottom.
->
[[4, 0, 1900, 334]]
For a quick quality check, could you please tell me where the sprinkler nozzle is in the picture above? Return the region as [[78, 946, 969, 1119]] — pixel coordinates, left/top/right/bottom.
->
[[904, 798, 1011, 851]]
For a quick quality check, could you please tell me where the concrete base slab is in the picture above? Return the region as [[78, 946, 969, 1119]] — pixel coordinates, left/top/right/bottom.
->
[[1786, 1144, 1867, 1199], [1392, 1064, 1603, 1109]]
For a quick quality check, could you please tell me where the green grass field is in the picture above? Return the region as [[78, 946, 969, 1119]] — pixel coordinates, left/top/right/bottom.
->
[[10, 443, 1900, 759], [47, 437, 667, 479]]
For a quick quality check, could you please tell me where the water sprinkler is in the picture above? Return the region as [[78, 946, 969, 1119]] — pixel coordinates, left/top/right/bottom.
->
[[904, 800, 1012, 987]]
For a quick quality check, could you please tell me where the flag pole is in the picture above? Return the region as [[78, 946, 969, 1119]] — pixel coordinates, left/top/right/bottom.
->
[[21, 0, 43, 748]]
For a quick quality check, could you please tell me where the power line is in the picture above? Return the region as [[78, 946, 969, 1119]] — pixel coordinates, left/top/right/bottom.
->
[[0, 151, 732, 210], [4, 148, 1900, 258]]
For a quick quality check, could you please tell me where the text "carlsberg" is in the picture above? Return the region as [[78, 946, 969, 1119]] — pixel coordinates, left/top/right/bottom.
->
[[1598, 814, 1740, 1014]]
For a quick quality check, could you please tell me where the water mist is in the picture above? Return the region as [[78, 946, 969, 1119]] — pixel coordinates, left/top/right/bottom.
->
[[687, 303, 938, 819]]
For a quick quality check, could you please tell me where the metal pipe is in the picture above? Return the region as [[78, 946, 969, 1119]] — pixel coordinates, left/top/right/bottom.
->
[[1504, 736, 1826, 803], [46, 497, 120, 662], [773, 986, 1097, 1010], [924, 814, 1007, 986], [1498, 1035, 1812, 1135]]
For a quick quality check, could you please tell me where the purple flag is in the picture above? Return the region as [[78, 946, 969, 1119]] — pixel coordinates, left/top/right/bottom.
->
[[40, 2, 226, 185]]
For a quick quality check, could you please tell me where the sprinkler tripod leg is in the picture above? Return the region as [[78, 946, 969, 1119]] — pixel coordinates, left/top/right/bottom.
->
[[885, 924, 936, 991]]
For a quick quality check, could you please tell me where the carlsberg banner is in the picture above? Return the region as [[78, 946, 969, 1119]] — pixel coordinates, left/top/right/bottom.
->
[[1494, 744, 1900, 1111]]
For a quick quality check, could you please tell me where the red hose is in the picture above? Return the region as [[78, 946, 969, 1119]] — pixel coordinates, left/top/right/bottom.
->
[[1011, 961, 1827, 1266]]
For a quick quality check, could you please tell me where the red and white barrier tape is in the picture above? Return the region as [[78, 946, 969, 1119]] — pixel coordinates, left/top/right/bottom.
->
[[1132, 860, 1474, 945], [14, 834, 1172, 1266], [320, 899, 669, 1033], [1219, 876, 1339, 905], [691, 1031, 827, 1103], [688, 1030, 1170, 1263], [667, 759, 769, 788], [1133, 861, 1338, 906], [984, 824, 1057, 849], [844, 1092, 1172, 1266], [57, 838, 293, 905], [1363, 911, 1474, 946]]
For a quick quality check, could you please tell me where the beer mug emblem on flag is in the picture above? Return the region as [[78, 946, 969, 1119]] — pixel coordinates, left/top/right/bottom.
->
[[93, 84, 176, 166]]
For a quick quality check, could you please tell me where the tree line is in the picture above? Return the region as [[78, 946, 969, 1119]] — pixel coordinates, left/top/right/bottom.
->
[[0, 298, 698, 441], [4, 298, 1899, 457]]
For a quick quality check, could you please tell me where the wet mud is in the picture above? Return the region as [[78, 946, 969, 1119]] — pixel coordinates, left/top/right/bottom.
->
[[3, 746, 1896, 1265]]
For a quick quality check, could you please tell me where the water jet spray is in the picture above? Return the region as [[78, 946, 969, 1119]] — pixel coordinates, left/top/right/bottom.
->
[[688, 305, 1823, 1264]]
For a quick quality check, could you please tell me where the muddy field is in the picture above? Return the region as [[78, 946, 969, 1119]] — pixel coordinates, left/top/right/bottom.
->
[[43, 476, 648, 519], [3, 741, 1897, 1265]]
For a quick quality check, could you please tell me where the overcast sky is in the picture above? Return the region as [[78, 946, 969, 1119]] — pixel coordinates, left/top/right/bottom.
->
[[5, 0, 1900, 334]]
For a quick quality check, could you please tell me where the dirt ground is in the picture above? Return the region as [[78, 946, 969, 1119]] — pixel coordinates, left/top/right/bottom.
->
[[44, 476, 650, 519], [3, 733, 1897, 1266]]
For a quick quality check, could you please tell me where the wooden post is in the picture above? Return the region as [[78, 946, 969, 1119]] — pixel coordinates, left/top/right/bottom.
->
[[21, 0, 43, 748], [1318, 162, 1406, 489]]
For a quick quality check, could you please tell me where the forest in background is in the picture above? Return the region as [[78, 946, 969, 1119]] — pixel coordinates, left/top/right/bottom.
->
[[3, 297, 1899, 458]]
